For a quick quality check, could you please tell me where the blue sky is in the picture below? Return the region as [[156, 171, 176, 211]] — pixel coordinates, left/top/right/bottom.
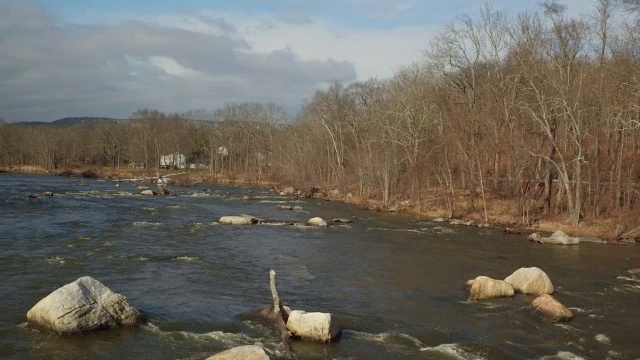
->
[[42, 0, 557, 28], [1, 0, 592, 121]]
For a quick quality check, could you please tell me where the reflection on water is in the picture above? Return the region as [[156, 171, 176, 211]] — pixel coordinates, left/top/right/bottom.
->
[[0, 174, 639, 359]]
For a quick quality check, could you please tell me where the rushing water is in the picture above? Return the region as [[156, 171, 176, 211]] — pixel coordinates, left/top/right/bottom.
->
[[1, 174, 639, 360]]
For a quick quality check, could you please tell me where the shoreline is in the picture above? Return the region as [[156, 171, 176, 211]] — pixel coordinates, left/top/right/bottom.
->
[[2, 165, 634, 244]]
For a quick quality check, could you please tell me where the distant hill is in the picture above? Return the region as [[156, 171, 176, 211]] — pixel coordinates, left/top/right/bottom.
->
[[14, 117, 123, 127]]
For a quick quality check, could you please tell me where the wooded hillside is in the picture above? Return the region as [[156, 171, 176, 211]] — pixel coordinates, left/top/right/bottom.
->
[[2, 1, 640, 235]]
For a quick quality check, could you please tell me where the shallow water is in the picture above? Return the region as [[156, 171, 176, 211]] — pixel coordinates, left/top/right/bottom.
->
[[1, 174, 639, 359]]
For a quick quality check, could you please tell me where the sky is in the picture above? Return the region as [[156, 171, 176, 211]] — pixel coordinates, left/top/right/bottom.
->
[[0, 0, 591, 122]]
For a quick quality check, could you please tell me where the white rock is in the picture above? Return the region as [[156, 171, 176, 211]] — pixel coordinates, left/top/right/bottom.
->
[[595, 334, 611, 345], [432, 217, 446, 223], [26, 276, 141, 334], [140, 190, 156, 196], [466, 276, 515, 301], [286, 310, 340, 342], [504, 267, 554, 295], [218, 216, 255, 225], [544, 230, 580, 245], [449, 219, 473, 226], [206, 345, 269, 360], [307, 217, 328, 227], [531, 294, 573, 322]]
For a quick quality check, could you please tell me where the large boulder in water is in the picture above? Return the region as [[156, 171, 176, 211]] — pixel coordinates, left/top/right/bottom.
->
[[306, 217, 328, 227], [286, 310, 340, 342], [26, 276, 141, 334], [504, 267, 554, 295], [531, 294, 574, 322], [466, 276, 515, 301], [540, 230, 580, 245], [218, 216, 256, 225], [206, 345, 269, 360]]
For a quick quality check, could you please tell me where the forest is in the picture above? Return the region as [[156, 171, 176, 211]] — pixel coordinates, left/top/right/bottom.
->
[[2, 0, 640, 237]]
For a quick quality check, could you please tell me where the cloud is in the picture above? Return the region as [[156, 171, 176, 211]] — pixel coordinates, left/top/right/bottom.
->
[[0, 2, 357, 121]]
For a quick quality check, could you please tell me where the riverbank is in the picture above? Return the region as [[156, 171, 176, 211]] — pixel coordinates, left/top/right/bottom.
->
[[2, 165, 634, 243]]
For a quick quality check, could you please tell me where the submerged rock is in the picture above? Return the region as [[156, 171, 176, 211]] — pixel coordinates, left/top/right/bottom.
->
[[504, 267, 554, 295], [466, 276, 515, 301], [26, 276, 141, 334], [332, 218, 353, 224], [528, 233, 544, 243], [206, 345, 269, 360], [531, 294, 573, 322], [277, 205, 293, 210], [258, 305, 292, 322], [595, 333, 611, 345], [432, 217, 446, 223], [286, 310, 340, 342], [449, 219, 473, 226], [218, 215, 256, 225], [307, 217, 328, 227], [40, 191, 54, 197], [530, 231, 580, 245]]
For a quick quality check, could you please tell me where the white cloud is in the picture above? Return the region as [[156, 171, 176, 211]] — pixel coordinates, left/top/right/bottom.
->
[[148, 56, 200, 77], [156, 11, 438, 80], [0, 2, 356, 121]]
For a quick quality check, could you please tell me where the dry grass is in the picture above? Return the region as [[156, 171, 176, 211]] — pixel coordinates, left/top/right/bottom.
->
[[1, 165, 50, 174]]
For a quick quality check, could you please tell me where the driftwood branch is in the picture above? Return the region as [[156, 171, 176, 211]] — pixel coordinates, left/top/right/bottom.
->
[[270, 269, 292, 359], [620, 224, 640, 239]]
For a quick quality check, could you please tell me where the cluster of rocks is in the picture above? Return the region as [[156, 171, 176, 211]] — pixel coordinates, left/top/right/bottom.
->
[[279, 186, 321, 198], [28, 191, 55, 198], [27, 275, 340, 359], [140, 187, 172, 196], [528, 230, 580, 245], [218, 215, 329, 228], [276, 205, 304, 211], [432, 217, 492, 228], [466, 267, 573, 323], [206, 307, 342, 360]]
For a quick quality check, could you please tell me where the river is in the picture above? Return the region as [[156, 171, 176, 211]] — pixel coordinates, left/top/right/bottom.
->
[[0, 174, 638, 359]]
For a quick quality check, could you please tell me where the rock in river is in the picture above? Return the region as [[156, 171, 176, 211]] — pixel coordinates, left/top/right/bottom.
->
[[333, 218, 353, 224], [206, 345, 269, 360], [286, 310, 340, 342], [531, 294, 573, 322], [26, 276, 141, 334], [219, 215, 256, 225], [140, 190, 156, 196], [532, 230, 580, 245], [307, 217, 328, 227], [466, 276, 515, 301], [504, 267, 554, 295]]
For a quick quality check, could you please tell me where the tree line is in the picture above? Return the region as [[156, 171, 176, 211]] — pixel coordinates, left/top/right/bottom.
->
[[2, 0, 640, 231]]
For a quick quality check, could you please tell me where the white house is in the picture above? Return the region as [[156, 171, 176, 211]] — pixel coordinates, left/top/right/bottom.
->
[[160, 153, 186, 169]]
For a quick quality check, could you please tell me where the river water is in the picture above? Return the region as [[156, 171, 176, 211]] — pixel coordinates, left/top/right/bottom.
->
[[0, 174, 639, 360]]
